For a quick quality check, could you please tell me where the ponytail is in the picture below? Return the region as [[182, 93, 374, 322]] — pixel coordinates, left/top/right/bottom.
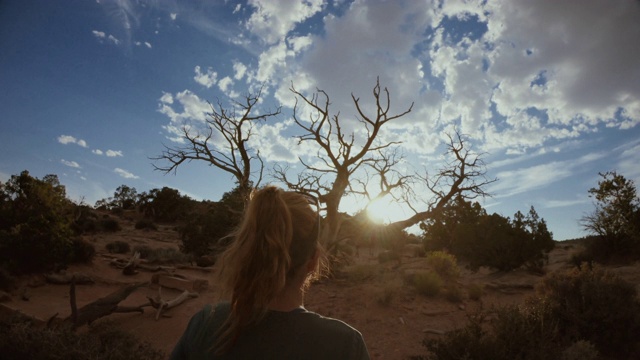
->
[[212, 186, 318, 353]]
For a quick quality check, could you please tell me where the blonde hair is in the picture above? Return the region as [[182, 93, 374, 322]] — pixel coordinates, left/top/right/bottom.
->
[[212, 186, 321, 352]]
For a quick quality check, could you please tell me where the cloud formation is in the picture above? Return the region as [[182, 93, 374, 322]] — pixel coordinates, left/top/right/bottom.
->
[[92, 30, 120, 45], [61, 159, 81, 168], [194, 66, 218, 88], [114, 168, 139, 179], [58, 135, 88, 148], [93, 149, 123, 157]]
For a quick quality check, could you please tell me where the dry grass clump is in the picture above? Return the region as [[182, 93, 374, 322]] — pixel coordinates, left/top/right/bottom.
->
[[426, 251, 460, 281], [0, 319, 163, 360], [412, 272, 443, 297], [421, 264, 640, 360]]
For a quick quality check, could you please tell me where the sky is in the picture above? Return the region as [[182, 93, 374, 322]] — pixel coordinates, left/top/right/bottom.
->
[[1, 0, 639, 241]]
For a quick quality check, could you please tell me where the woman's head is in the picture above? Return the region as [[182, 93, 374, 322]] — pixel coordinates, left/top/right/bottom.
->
[[213, 185, 322, 349]]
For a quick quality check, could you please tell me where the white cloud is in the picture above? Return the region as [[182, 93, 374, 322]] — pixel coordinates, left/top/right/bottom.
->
[[490, 152, 606, 197], [92, 149, 103, 155], [159, 92, 173, 104], [105, 150, 123, 157], [542, 198, 590, 209], [92, 30, 120, 45], [245, 0, 324, 44], [92, 30, 106, 39], [107, 35, 120, 45], [58, 135, 88, 147], [61, 159, 81, 168], [233, 4, 241, 14], [170, 13, 177, 21], [193, 66, 218, 88], [114, 168, 139, 179], [144, 41, 152, 48], [218, 76, 234, 92], [233, 61, 248, 81], [618, 142, 640, 182], [247, 0, 639, 157], [158, 90, 210, 140]]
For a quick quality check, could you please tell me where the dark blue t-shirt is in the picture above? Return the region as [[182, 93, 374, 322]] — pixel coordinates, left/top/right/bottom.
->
[[170, 303, 370, 360]]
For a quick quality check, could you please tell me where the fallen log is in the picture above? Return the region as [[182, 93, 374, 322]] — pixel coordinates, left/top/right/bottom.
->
[[122, 251, 141, 275], [150, 273, 208, 292], [110, 257, 176, 274], [147, 287, 198, 320], [63, 280, 149, 328]]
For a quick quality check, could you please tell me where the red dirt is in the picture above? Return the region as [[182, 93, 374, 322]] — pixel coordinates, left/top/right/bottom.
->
[[2, 218, 632, 359]]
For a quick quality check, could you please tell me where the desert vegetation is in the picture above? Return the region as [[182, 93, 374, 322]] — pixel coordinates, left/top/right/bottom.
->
[[1, 168, 639, 358], [1, 82, 639, 359]]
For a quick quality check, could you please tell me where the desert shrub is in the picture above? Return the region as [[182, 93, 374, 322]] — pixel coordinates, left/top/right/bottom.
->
[[133, 245, 154, 259], [0, 319, 163, 360], [536, 264, 640, 358], [0, 171, 75, 274], [146, 247, 191, 264], [581, 171, 640, 263], [99, 218, 121, 232], [180, 205, 237, 257], [135, 219, 157, 231], [68, 237, 96, 263], [105, 240, 130, 254], [467, 283, 484, 301], [412, 272, 443, 297], [422, 198, 554, 272], [423, 265, 640, 359], [425, 304, 563, 360], [71, 206, 99, 234], [427, 251, 460, 280], [137, 187, 194, 223]]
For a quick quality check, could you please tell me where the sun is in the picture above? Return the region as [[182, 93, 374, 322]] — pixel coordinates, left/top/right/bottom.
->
[[366, 197, 391, 224]]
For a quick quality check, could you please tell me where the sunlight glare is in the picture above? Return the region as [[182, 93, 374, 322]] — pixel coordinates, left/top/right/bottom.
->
[[366, 197, 392, 224]]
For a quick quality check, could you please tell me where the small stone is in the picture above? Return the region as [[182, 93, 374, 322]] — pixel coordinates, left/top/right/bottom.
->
[[458, 304, 466, 310]]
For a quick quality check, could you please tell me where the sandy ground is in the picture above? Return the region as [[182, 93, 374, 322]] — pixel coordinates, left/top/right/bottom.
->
[[2, 217, 635, 359]]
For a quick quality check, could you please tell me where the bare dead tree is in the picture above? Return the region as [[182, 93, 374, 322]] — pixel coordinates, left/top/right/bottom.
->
[[389, 131, 497, 230], [152, 86, 281, 201], [273, 78, 413, 255], [350, 147, 416, 211]]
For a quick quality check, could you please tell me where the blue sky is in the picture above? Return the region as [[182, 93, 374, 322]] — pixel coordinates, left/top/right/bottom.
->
[[1, 0, 639, 240]]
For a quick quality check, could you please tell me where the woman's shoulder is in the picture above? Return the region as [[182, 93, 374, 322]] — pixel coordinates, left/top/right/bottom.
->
[[295, 309, 363, 336]]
